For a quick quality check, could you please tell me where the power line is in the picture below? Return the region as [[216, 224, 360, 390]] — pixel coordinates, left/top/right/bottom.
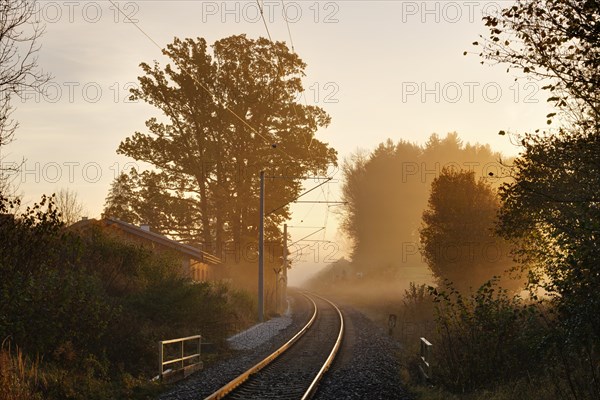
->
[[293, 201, 346, 204], [323, 183, 330, 240], [264, 175, 334, 180], [253, 0, 341, 246], [281, 0, 296, 53], [299, 184, 323, 222], [288, 227, 324, 248], [254, 0, 320, 161], [256, 0, 274, 43], [267, 177, 332, 215]]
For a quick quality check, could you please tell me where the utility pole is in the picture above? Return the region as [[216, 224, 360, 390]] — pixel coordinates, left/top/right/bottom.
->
[[257, 174, 341, 321], [258, 171, 265, 322], [282, 223, 288, 309]]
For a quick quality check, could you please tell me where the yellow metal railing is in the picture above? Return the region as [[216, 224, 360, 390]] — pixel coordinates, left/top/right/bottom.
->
[[159, 334, 202, 379]]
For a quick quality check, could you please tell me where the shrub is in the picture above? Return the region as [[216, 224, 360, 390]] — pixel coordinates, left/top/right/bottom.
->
[[428, 279, 544, 393], [0, 194, 256, 398]]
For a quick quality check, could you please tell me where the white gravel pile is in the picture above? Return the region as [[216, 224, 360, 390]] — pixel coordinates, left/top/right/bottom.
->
[[227, 299, 293, 351]]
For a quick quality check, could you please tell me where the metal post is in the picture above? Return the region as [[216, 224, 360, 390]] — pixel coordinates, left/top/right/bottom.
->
[[181, 340, 184, 370], [258, 171, 265, 322], [158, 341, 164, 378], [274, 268, 279, 313], [283, 223, 288, 307], [198, 335, 202, 362], [419, 337, 433, 381]]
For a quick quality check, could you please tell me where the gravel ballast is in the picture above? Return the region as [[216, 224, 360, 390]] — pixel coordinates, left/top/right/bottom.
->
[[313, 305, 413, 400], [227, 300, 293, 351]]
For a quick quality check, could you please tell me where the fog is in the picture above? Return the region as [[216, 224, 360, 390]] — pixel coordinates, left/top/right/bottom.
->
[[301, 133, 522, 319]]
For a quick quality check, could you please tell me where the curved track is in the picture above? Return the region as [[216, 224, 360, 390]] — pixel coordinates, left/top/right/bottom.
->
[[204, 293, 344, 400]]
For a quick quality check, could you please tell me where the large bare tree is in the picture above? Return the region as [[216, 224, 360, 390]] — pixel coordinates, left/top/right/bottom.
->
[[55, 188, 85, 225], [0, 0, 50, 188]]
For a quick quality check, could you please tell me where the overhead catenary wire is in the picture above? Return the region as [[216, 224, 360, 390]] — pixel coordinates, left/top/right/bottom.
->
[[293, 201, 345, 204], [295, 240, 333, 243], [254, 0, 339, 221], [299, 185, 324, 222], [281, 0, 312, 149], [255, 4, 342, 258], [256, 0, 274, 43], [267, 177, 332, 215], [256, 0, 319, 153], [288, 227, 325, 248], [264, 176, 335, 180], [322, 183, 330, 240], [281, 0, 296, 53]]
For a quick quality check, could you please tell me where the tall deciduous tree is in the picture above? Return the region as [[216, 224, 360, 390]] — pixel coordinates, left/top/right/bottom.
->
[[103, 169, 195, 236], [477, 0, 600, 337], [474, 0, 599, 130], [420, 169, 515, 291], [113, 35, 336, 255], [498, 129, 600, 339], [475, 2, 599, 389]]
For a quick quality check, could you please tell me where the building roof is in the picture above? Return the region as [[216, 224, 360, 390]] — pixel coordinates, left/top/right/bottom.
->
[[71, 217, 221, 265]]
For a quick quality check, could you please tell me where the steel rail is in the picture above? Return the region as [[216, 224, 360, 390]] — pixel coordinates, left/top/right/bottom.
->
[[203, 294, 318, 400], [300, 293, 344, 400]]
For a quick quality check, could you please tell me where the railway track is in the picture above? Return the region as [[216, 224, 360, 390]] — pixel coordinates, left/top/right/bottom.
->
[[204, 293, 344, 400]]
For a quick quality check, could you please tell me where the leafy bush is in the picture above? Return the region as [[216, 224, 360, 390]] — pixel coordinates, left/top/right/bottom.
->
[[403, 282, 434, 322], [0, 194, 255, 399], [0, 196, 113, 357], [428, 279, 544, 393]]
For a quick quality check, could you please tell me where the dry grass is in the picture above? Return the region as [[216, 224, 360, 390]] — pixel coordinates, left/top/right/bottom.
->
[[0, 340, 42, 400], [409, 379, 561, 400]]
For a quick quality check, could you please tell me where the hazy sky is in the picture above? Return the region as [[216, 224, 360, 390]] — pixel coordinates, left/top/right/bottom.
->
[[3, 1, 554, 284]]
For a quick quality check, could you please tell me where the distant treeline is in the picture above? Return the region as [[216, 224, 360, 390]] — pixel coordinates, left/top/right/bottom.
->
[[338, 132, 511, 286]]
